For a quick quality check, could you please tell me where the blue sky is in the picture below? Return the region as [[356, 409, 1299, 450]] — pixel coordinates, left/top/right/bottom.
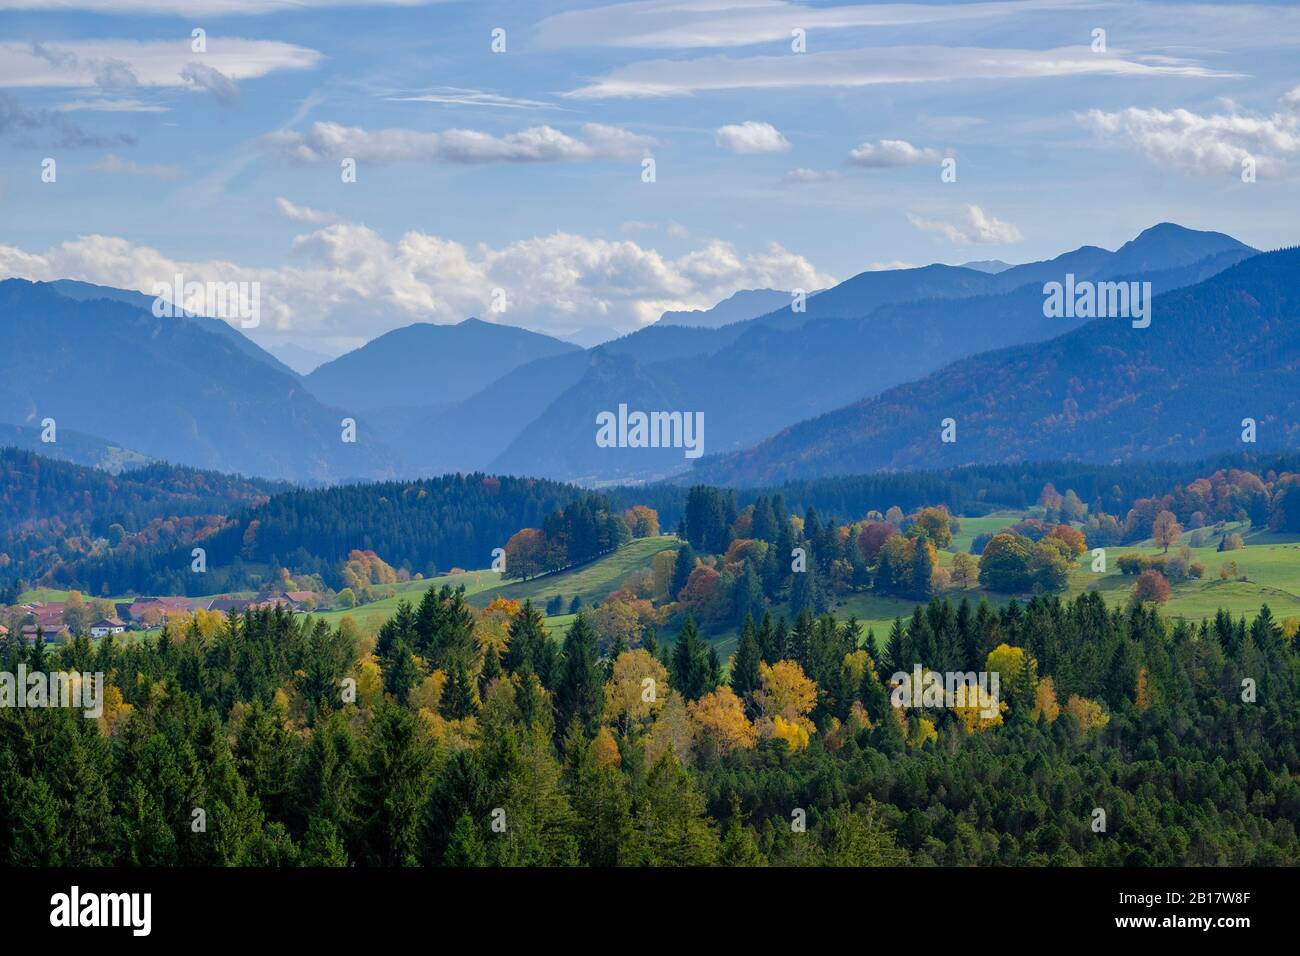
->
[[1, 0, 1298, 354]]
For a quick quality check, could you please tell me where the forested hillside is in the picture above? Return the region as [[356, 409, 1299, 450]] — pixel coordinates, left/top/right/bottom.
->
[[2, 585, 1295, 866], [696, 247, 1300, 484]]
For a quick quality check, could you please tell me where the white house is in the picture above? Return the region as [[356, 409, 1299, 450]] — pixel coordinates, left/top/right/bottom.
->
[[91, 617, 127, 638]]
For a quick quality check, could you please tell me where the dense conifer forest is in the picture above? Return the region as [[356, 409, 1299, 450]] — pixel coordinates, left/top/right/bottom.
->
[[2, 583, 1295, 866]]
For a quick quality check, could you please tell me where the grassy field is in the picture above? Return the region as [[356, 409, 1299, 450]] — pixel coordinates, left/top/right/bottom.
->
[[466, 536, 678, 610], [23, 517, 1297, 658], [1075, 524, 1300, 623]]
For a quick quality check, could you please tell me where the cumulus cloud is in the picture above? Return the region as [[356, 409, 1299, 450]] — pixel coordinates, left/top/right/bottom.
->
[[1080, 99, 1300, 176], [267, 121, 655, 165], [848, 138, 941, 167], [564, 45, 1234, 98], [275, 197, 337, 224], [715, 121, 790, 154], [0, 225, 833, 348], [908, 205, 1022, 244]]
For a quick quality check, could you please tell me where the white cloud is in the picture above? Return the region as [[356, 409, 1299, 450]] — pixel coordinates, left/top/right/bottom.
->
[[0, 226, 833, 346], [268, 121, 655, 165], [908, 205, 1022, 244], [1080, 100, 1300, 176], [275, 197, 337, 224], [180, 61, 239, 106], [55, 98, 170, 113], [848, 138, 941, 167], [865, 260, 916, 271], [781, 167, 841, 183], [0, 0, 441, 13], [93, 154, 186, 179], [564, 45, 1235, 98], [0, 38, 321, 88], [386, 87, 554, 110], [536, 0, 1076, 50], [715, 120, 791, 154]]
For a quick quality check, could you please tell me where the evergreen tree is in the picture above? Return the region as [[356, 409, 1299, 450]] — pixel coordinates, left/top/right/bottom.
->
[[554, 614, 603, 738], [670, 618, 711, 701]]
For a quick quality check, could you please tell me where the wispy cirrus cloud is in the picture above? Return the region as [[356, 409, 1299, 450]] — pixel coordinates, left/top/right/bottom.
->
[[0, 38, 321, 88], [781, 167, 841, 184], [536, 0, 1083, 50], [0, 0, 443, 14], [386, 87, 556, 110], [564, 45, 1237, 98], [55, 97, 170, 113], [93, 153, 186, 179], [0, 92, 135, 148], [267, 121, 655, 165], [275, 196, 337, 224], [908, 205, 1022, 244]]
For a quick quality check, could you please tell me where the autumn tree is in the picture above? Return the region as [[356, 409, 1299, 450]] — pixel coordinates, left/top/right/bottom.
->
[[1132, 569, 1171, 604], [689, 687, 757, 758], [1152, 510, 1182, 553]]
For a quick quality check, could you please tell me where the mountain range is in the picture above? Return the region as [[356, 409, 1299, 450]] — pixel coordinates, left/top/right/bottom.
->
[[0, 223, 1274, 486], [693, 245, 1300, 485]]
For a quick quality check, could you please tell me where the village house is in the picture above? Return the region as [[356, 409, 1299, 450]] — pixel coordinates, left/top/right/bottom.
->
[[90, 617, 127, 638]]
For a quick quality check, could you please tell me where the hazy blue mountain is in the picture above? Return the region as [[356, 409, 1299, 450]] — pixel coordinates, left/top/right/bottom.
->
[[267, 341, 336, 375], [658, 288, 794, 328], [556, 325, 623, 348], [0, 422, 150, 473], [303, 317, 579, 412], [487, 232, 1258, 482], [46, 278, 300, 380], [960, 259, 1014, 274], [0, 279, 402, 482], [691, 246, 1294, 485]]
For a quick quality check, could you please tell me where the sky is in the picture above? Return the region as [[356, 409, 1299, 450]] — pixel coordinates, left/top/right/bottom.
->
[[0, 0, 1298, 356]]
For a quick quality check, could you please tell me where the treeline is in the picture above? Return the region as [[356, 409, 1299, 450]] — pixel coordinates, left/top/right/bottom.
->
[[613, 451, 1300, 531], [503, 495, 636, 580], [0, 447, 283, 591], [58, 474, 587, 595], [2, 587, 1296, 867]]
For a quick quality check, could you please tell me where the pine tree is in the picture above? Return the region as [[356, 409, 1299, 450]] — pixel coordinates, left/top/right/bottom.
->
[[730, 615, 762, 712], [554, 613, 603, 738], [442, 812, 488, 867], [440, 659, 477, 720], [671, 544, 697, 600], [671, 617, 710, 701]]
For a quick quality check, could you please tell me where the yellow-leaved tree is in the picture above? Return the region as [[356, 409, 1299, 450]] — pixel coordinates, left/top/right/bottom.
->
[[1065, 694, 1110, 734], [689, 686, 757, 757], [752, 660, 817, 749], [604, 648, 668, 735], [1031, 675, 1061, 723]]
